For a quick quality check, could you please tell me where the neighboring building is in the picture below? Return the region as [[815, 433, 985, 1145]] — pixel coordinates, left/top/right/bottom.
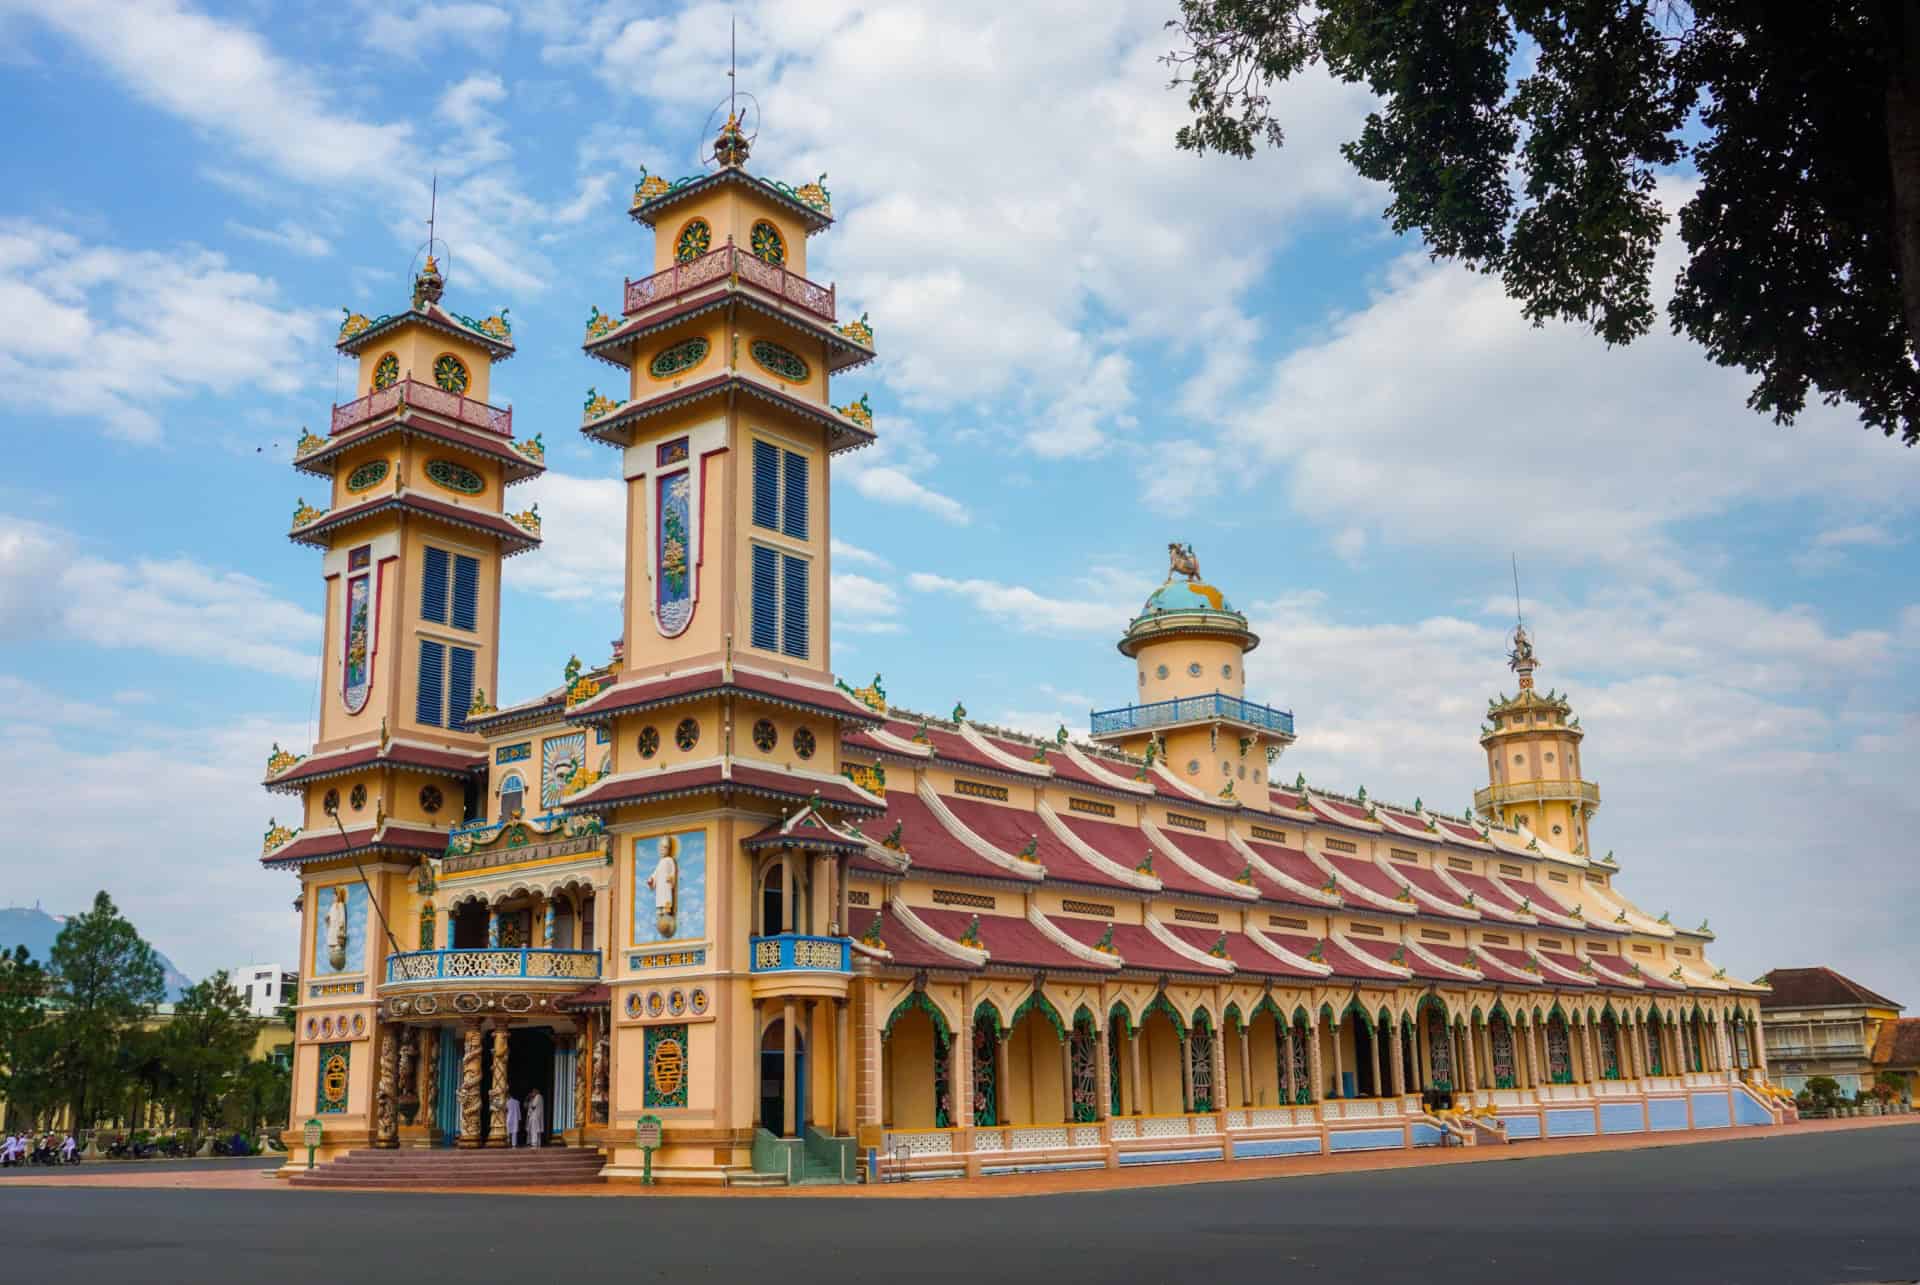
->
[[229, 964, 298, 1018], [1870, 1019, 1920, 1106], [1757, 967, 1904, 1096], [259, 113, 1785, 1184]]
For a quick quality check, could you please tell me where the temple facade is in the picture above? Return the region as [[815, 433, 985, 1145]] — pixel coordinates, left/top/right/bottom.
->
[[263, 119, 1791, 1185]]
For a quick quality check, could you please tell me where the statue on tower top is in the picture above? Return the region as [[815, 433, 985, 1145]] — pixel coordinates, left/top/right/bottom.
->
[[1167, 542, 1201, 582], [1507, 622, 1538, 690], [714, 111, 751, 167]]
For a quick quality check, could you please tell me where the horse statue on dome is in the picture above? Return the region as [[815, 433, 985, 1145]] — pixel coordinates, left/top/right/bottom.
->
[[1168, 542, 1201, 582]]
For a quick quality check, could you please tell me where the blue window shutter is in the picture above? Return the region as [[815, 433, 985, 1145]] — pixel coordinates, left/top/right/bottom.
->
[[451, 555, 479, 631], [750, 544, 779, 650], [421, 547, 450, 623], [751, 440, 779, 531], [781, 554, 809, 659], [781, 449, 808, 539], [416, 639, 446, 727], [447, 646, 476, 730]]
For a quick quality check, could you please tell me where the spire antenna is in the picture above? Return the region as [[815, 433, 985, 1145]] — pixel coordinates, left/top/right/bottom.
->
[[729, 12, 737, 121], [1511, 552, 1524, 631], [426, 172, 438, 249]]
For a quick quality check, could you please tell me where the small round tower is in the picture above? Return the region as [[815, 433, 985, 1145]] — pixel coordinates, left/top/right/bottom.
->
[[1475, 624, 1601, 852], [1091, 543, 1294, 805]]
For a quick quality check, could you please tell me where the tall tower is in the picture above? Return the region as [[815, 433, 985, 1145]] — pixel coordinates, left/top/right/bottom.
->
[[1475, 624, 1601, 852], [265, 253, 544, 1140], [579, 114, 875, 680], [1089, 543, 1295, 808]]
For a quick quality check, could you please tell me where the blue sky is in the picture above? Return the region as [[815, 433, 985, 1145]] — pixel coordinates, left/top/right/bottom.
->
[[1, 1, 1915, 1004]]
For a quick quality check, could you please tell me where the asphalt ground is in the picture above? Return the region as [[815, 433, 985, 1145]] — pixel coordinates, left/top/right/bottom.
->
[[0, 1127, 1913, 1284]]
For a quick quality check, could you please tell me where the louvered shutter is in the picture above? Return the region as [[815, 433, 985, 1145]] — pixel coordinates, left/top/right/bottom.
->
[[751, 440, 779, 531], [781, 449, 808, 539], [781, 553, 809, 659], [416, 639, 446, 726], [421, 547, 450, 623], [451, 555, 479, 631], [750, 544, 779, 650], [447, 646, 476, 730]]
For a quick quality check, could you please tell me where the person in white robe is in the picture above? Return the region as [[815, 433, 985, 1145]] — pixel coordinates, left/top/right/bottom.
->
[[504, 1093, 522, 1147], [526, 1088, 545, 1148]]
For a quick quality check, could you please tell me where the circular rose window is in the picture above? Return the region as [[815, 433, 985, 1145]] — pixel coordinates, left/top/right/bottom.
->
[[752, 719, 777, 751], [638, 726, 660, 759], [675, 718, 699, 751], [419, 785, 443, 815], [793, 727, 816, 760], [323, 788, 340, 815], [349, 783, 368, 811]]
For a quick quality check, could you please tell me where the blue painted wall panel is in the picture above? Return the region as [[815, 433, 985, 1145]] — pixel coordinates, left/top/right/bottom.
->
[[1600, 1103, 1644, 1134], [1409, 1123, 1446, 1148], [1691, 1091, 1731, 1129], [1328, 1128, 1405, 1152], [1647, 1097, 1689, 1131], [1118, 1147, 1225, 1166], [1233, 1136, 1323, 1159], [1546, 1108, 1597, 1137], [1732, 1088, 1776, 1127], [1499, 1114, 1542, 1140]]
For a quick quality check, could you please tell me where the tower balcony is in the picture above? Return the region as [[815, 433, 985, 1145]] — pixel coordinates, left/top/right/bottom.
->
[[382, 947, 602, 987], [330, 377, 514, 439], [1474, 780, 1601, 811], [748, 933, 851, 1000], [1089, 693, 1296, 740], [624, 243, 836, 324]]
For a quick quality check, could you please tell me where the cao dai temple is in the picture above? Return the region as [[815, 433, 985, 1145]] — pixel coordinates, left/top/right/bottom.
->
[[261, 115, 1794, 1186]]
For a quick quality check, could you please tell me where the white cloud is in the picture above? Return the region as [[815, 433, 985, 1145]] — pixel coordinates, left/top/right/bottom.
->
[[364, 3, 512, 54], [832, 572, 902, 634], [0, 515, 319, 678], [906, 571, 1129, 635], [0, 220, 325, 441], [226, 220, 332, 258], [846, 465, 969, 525], [830, 537, 889, 569], [500, 470, 625, 603], [1793, 521, 1903, 573]]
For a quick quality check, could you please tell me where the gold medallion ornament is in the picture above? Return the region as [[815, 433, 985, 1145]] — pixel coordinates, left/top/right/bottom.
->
[[649, 1032, 686, 1102]]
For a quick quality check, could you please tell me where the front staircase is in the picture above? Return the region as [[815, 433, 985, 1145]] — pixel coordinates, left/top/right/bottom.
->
[[289, 1146, 605, 1189]]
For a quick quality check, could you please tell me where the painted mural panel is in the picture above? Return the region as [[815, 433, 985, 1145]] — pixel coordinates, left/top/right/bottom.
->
[[317, 1042, 351, 1114], [632, 829, 706, 944], [314, 883, 368, 975], [541, 732, 586, 810], [342, 562, 373, 713], [656, 470, 694, 636], [644, 1023, 690, 1109]]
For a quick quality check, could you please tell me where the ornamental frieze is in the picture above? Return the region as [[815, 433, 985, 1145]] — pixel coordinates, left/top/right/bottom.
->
[[440, 832, 607, 877]]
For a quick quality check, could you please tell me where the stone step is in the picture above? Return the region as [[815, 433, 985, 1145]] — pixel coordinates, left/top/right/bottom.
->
[[722, 1167, 787, 1187], [290, 1146, 605, 1188]]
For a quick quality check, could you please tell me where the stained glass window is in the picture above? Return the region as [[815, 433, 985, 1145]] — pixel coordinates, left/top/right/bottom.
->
[[1599, 1017, 1622, 1079], [425, 458, 485, 495], [1427, 1007, 1454, 1091], [750, 219, 785, 265], [1547, 1014, 1574, 1084], [346, 459, 389, 492], [675, 218, 711, 263], [1070, 1016, 1098, 1122], [1189, 1018, 1214, 1112], [749, 339, 809, 383], [372, 353, 400, 389], [433, 354, 470, 394], [1645, 1018, 1664, 1076], [649, 337, 710, 379], [1490, 1012, 1517, 1089], [1291, 1019, 1312, 1102], [933, 1027, 952, 1128], [972, 1014, 999, 1126], [1107, 1022, 1124, 1116]]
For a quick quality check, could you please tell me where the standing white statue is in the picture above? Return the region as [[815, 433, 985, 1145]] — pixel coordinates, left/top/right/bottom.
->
[[646, 835, 679, 937], [505, 1093, 522, 1148], [324, 887, 349, 972]]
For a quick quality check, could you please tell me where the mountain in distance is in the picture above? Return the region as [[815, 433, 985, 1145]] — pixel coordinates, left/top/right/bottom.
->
[[0, 904, 195, 1000]]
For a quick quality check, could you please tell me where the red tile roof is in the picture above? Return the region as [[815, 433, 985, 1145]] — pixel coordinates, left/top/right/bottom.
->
[[1393, 863, 1476, 918], [861, 791, 1033, 883], [912, 908, 1100, 972], [1044, 748, 1144, 792], [847, 907, 977, 970], [1164, 925, 1318, 979], [1241, 838, 1337, 899], [1058, 815, 1159, 884], [1759, 967, 1903, 1011], [1322, 854, 1415, 909], [263, 740, 483, 792], [1047, 918, 1211, 974], [567, 667, 880, 725], [1536, 951, 1599, 986], [299, 414, 543, 484], [1482, 946, 1548, 983], [1584, 953, 1647, 988], [290, 492, 541, 554], [1871, 1017, 1920, 1067], [1449, 871, 1531, 919], [941, 796, 1132, 891], [1257, 931, 1402, 981], [261, 824, 446, 867]]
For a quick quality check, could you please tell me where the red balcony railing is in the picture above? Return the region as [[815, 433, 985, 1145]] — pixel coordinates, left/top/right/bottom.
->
[[331, 378, 513, 438], [622, 242, 835, 323]]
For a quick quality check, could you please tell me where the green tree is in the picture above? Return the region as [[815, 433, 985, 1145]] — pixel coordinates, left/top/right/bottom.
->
[[225, 1057, 292, 1135], [158, 971, 256, 1132], [1164, 1, 1920, 445], [46, 891, 165, 1127], [0, 944, 49, 1128]]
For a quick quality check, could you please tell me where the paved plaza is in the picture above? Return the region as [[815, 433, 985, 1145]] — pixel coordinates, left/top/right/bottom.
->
[[0, 1123, 1914, 1283]]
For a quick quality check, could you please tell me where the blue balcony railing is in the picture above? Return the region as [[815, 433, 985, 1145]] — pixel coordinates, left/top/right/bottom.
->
[[749, 934, 851, 975], [384, 947, 602, 985], [1089, 693, 1295, 738]]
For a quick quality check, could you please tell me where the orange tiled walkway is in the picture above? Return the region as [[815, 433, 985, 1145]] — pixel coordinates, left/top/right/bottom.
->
[[5, 1113, 1914, 1198]]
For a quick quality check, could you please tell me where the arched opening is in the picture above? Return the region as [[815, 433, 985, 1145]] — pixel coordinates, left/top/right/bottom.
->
[[1140, 1000, 1186, 1114], [1003, 994, 1068, 1124], [1423, 1000, 1454, 1093], [758, 858, 812, 937], [1350, 1007, 1376, 1098], [452, 899, 489, 948], [1070, 1010, 1099, 1122], [972, 1005, 1004, 1126], [1289, 1010, 1313, 1104], [1545, 1008, 1575, 1084], [1598, 1009, 1623, 1079], [881, 993, 949, 1129], [498, 772, 525, 820], [1489, 1009, 1518, 1089], [1644, 1010, 1666, 1076], [1107, 1004, 1131, 1116], [760, 1016, 807, 1136], [1246, 1004, 1283, 1108], [1189, 1011, 1217, 1112]]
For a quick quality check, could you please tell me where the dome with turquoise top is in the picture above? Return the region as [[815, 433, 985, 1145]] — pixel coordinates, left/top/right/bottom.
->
[[1118, 543, 1258, 656]]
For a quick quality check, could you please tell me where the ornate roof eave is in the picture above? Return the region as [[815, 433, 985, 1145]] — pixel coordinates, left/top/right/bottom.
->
[[581, 373, 876, 456], [463, 697, 567, 736], [584, 290, 875, 375], [337, 304, 515, 361], [262, 739, 484, 794], [289, 491, 541, 556], [566, 678, 883, 729], [629, 167, 834, 235], [292, 416, 545, 486], [565, 773, 886, 819]]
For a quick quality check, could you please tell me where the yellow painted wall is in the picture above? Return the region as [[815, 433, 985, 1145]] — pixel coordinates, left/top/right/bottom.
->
[[355, 327, 495, 404], [628, 318, 725, 402], [1143, 1012, 1184, 1114], [648, 187, 811, 280], [885, 1008, 938, 1128], [1132, 636, 1246, 704]]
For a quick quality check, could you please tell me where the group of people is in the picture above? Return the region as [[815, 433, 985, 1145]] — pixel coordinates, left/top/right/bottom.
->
[[501, 1088, 546, 1148], [0, 1132, 77, 1166]]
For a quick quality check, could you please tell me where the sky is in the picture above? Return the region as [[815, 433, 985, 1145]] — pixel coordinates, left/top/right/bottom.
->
[[0, 1, 1915, 1002]]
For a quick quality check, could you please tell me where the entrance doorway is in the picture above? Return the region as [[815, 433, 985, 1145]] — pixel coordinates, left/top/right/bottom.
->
[[759, 1018, 806, 1136], [508, 1027, 555, 1144]]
